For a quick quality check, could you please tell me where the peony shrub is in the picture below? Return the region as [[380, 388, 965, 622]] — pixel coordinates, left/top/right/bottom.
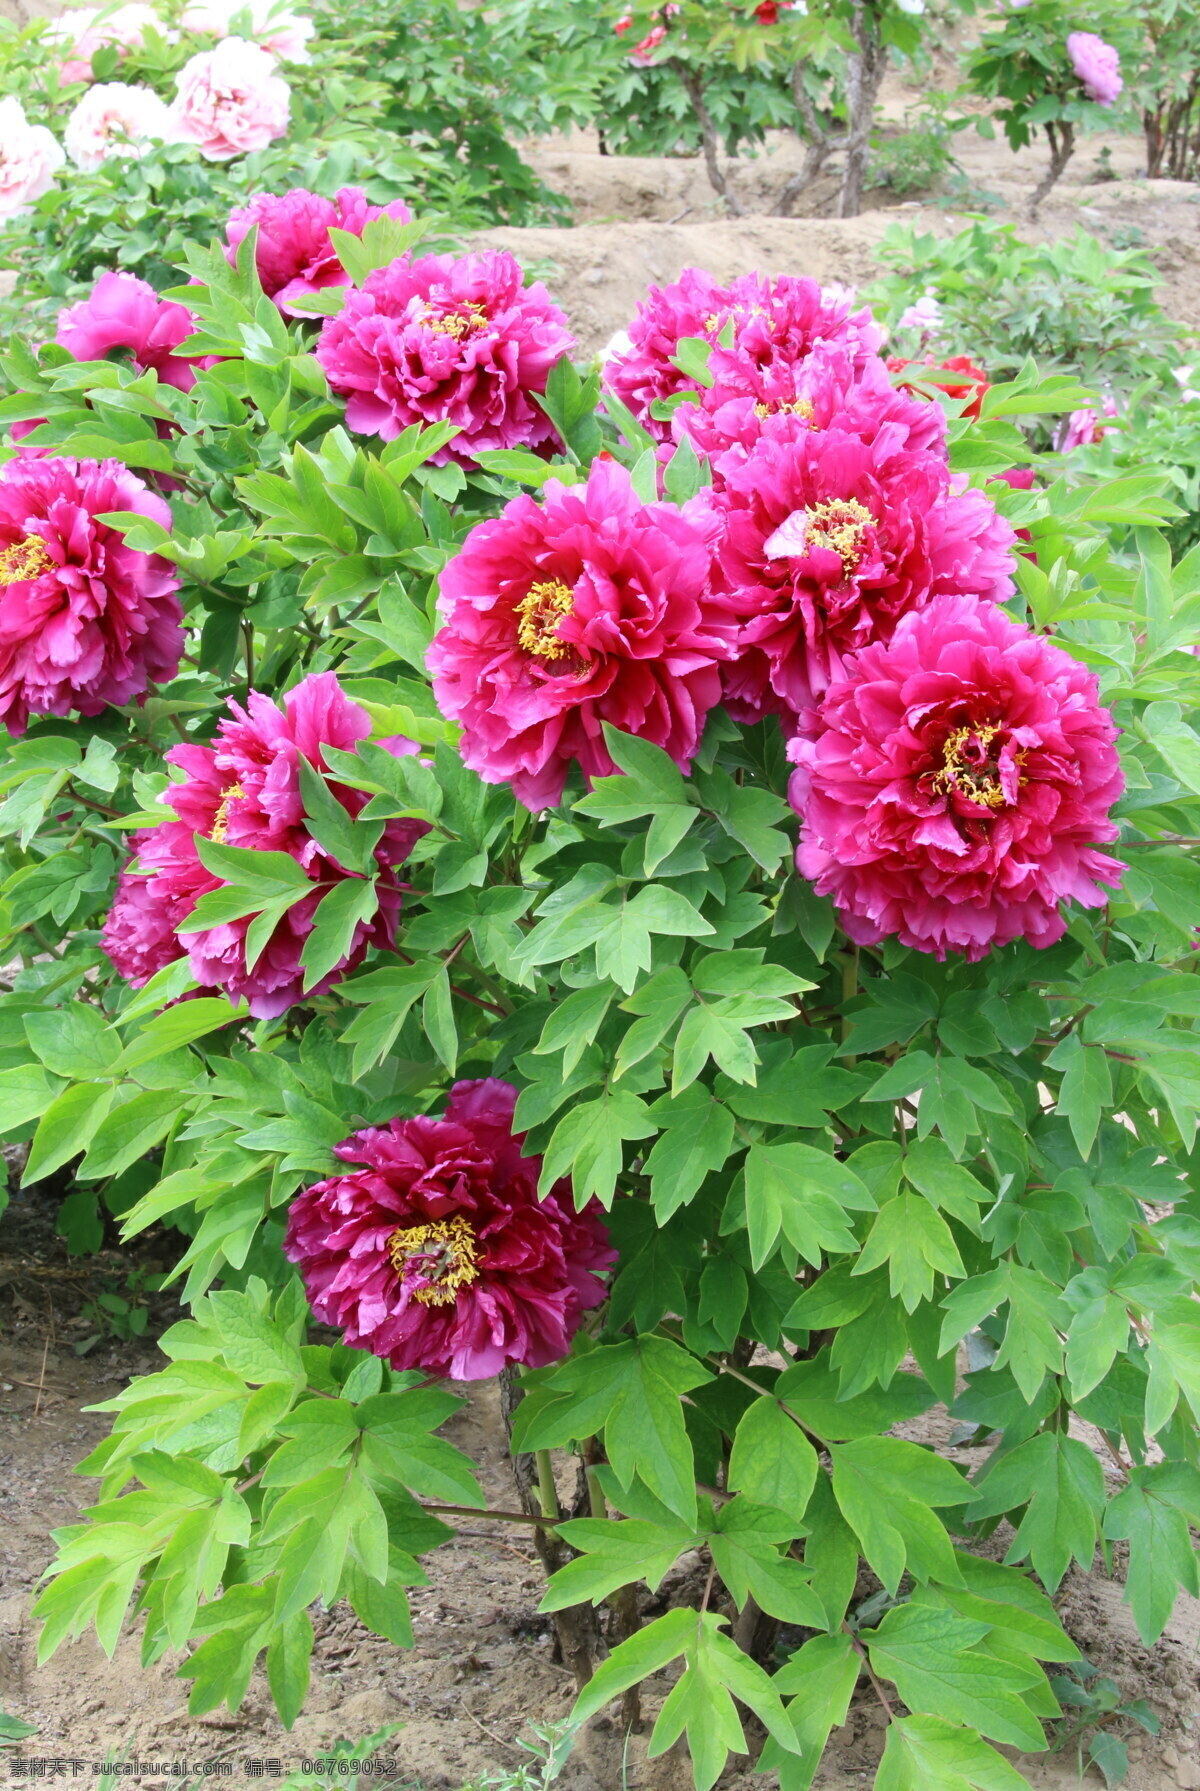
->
[[0, 202, 1198, 1791]]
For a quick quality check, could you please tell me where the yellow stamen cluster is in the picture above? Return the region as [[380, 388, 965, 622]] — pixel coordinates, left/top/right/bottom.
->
[[516, 578, 575, 661], [0, 537, 53, 587], [210, 783, 246, 844], [424, 301, 488, 340], [753, 398, 816, 422], [931, 724, 1010, 809], [806, 498, 874, 577], [388, 1216, 480, 1307]]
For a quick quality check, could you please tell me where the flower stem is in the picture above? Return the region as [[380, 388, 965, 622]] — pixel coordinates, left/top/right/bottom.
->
[[535, 1447, 561, 1539]]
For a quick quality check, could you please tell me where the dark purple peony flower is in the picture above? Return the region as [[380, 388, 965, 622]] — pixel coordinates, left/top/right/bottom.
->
[[283, 1078, 616, 1380]]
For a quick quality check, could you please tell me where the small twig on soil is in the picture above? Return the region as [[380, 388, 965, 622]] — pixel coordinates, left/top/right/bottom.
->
[[665, 206, 693, 225], [33, 1296, 53, 1420], [462, 1705, 518, 1753]]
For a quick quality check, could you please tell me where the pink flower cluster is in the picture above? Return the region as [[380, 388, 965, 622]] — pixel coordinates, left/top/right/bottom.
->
[[427, 260, 1124, 959], [1067, 31, 1122, 107], [221, 185, 412, 314], [315, 249, 574, 466], [0, 456, 181, 735], [102, 673, 430, 1016], [284, 1078, 615, 1380]]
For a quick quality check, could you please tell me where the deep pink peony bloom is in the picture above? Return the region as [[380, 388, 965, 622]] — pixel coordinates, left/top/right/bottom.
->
[[708, 426, 1016, 726], [56, 271, 204, 393], [316, 249, 575, 465], [222, 185, 412, 315], [673, 340, 946, 479], [427, 456, 733, 811], [167, 37, 290, 160], [283, 1078, 616, 1381], [102, 673, 430, 1016], [0, 456, 181, 735], [607, 267, 882, 443], [788, 593, 1125, 960], [1067, 32, 1122, 106]]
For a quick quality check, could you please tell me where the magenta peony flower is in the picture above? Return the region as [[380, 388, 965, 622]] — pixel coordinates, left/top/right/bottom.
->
[[102, 673, 430, 1017], [0, 456, 181, 735], [315, 249, 575, 465], [56, 271, 204, 393], [0, 98, 65, 222], [167, 37, 290, 160], [1067, 31, 1122, 106], [283, 1078, 616, 1380], [673, 340, 946, 480], [788, 594, 1125, 960], [64, 81, 175, 170], [222, 185, 412, 315], [427, 456, 733, 811], [708, 426, 1016, 726], [606, 267, 882, 443]]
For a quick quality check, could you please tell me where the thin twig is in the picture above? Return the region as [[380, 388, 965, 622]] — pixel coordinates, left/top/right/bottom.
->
[[844, 1624, 895, 1722]]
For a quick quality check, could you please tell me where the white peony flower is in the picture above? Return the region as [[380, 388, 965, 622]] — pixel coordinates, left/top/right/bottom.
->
[[64, 81, 176, 171], [0, 97, 65, 222]]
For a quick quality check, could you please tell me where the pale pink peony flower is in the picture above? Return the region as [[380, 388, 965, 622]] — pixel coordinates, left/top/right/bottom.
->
[[428, 456, 734, 811], [283, 1078, 616, 1381], [167, 36, 290, 161], [56, 271, 204, 392], [607, 267, 882, 443], [180, 0, 314, 63], [789, 594, 1125, 959], [1054, 396, 1119, 452], [102, 673, 431, 1016], [0, 98, 65, 222], [1067, 32, 1122, 106], [897, 291, 943, 333], [0, 456, 181, 735], [708, 424, 1016, 725], [221, 185, 411, 315], [316, 249, 575, 466], [50, 3, 160, 81], [64, 81, 175, 170]]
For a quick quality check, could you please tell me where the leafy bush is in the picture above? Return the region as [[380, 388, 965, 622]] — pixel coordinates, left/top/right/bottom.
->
[[0, 0, 562, 342], [1, 191, 1199, 1791], [870, 223, 1178, 392], [967, 1, 1139, 207]]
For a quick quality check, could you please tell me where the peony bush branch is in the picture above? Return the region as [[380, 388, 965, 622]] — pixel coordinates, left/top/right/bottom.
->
[[0, 177, 1198, 1791]]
